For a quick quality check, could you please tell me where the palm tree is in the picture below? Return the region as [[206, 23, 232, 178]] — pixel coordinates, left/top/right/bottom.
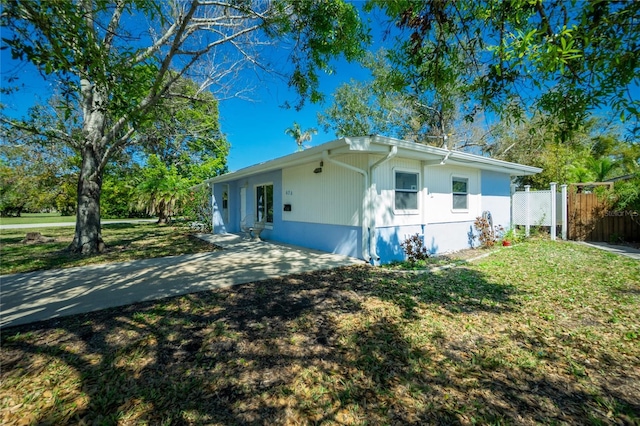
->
[[136, 155, 190, 224], [588, 157, 617, 182], [284, 122, 318, 151]]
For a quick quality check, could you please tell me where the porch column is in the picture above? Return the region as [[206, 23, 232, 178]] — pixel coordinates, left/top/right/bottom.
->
[[214, 185, 216, 234]]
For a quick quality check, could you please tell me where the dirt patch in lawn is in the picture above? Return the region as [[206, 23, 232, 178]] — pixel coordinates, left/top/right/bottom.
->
[[2, 240, 639, 425]]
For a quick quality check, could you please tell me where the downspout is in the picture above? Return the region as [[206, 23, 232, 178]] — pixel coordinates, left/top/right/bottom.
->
[[367, 146, 398, 264], [440, 149, 452, 165], [322, 150, 370, 262], [209, 183, 214, 234]]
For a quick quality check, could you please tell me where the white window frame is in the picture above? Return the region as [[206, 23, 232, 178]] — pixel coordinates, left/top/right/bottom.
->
[[394, 169, 420, 214], [452, 176, 469, 212], [255, 182, 274, 228]]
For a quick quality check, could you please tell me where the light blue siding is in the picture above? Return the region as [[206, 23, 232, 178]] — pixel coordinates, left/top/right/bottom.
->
[[272, 222, 362, 258], [375, 225, 423, 263], [375, 221, 477, 263], [481, 170, 512, 231], [212, 169, 283, 235]]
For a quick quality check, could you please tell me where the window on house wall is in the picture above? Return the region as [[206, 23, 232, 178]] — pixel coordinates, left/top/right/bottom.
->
[[395, 171, 419, 210], [452, 177, 468, 210], [256, 184, 274, 223]]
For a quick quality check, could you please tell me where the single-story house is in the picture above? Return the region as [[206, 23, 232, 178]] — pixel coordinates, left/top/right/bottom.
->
[[201, 135, 542, 264]]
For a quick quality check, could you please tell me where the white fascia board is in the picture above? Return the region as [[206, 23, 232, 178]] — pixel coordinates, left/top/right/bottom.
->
[[444, 155, 542, 176]]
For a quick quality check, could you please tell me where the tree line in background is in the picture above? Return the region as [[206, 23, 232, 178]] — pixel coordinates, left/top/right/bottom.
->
[[317, 50, 640, 210]]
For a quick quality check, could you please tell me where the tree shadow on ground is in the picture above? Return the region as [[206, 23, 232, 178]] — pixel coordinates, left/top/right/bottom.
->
[[366, 266, 520, 319], [1, 265, 637, 424]]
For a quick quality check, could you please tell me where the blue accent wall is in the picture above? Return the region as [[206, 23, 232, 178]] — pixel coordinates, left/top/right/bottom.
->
[[480, 170, 512, 230], [481, 170, 511, 196], [375, 225, 422, 263], [273, 222, 362, 258], [375, 221, 477, 264]]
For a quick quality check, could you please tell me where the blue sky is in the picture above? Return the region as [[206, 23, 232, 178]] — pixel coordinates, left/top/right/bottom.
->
[[219, 57, 371, 171]]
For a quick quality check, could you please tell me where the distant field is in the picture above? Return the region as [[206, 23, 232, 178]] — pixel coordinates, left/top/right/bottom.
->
[[0, 213, 75, 225], [0, 214, 151, 226]]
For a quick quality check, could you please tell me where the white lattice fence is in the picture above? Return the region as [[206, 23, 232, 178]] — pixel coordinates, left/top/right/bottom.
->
[[513, 191, 564, 226], [511, 184, 567, 240]]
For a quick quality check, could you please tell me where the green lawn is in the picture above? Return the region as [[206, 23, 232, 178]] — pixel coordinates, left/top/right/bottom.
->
[[0, 222, 217, 275], [0, 213, 77, 225], [0, 213, 154, 226], [1, 239, 638, 425]]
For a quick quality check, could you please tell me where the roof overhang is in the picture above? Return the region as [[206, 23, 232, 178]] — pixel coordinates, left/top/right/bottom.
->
[[200, 135, 542, 186]]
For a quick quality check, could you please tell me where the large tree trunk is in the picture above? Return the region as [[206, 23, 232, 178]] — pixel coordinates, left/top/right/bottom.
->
[[70, 74, 109, 255], [69, 145, 105, 254]]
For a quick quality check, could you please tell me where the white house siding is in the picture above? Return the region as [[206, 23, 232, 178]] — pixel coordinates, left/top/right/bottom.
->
[[371, 157, 424, 227], [374, 164, 485, 263], [419, 166, 513, 256], [424, 164, 481, 224], [282, 154, 366, 226]]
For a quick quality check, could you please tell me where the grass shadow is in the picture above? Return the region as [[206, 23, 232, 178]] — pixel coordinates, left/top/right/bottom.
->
[[1, 258, 638, 424], [0, 223, 215, 274]]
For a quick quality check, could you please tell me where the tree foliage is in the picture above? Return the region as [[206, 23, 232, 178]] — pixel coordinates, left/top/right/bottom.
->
[[136, 155, 190, 224], [138, 76, 229, 179], [488, 115, 639, 189], [367, 0, 640, 139], [318, 49, 457, 147], [1, 0, 368, 254], [0, 136, 78, 216]]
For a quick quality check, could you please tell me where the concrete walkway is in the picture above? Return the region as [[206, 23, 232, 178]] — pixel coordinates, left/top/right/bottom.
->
[[579, 241, 640, 260], [0, 234, 364, 328]]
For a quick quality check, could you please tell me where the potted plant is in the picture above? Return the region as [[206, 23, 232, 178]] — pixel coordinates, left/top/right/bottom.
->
[[502, 228, 517, 246]]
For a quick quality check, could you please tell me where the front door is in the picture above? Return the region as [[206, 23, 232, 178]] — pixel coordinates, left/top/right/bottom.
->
[[222, 184, 229, 225]]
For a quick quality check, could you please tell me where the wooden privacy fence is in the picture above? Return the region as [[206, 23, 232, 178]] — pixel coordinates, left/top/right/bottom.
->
[[568, 184, 640, 242]]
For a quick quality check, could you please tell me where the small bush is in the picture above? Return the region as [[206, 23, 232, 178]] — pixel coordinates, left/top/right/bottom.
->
[[474, 217, 498, 248], [401, 233, 429, 263]]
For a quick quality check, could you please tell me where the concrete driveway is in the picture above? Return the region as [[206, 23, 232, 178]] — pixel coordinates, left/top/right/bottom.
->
[[0, 234, 364, 328], [579, 241, 640, 260]]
